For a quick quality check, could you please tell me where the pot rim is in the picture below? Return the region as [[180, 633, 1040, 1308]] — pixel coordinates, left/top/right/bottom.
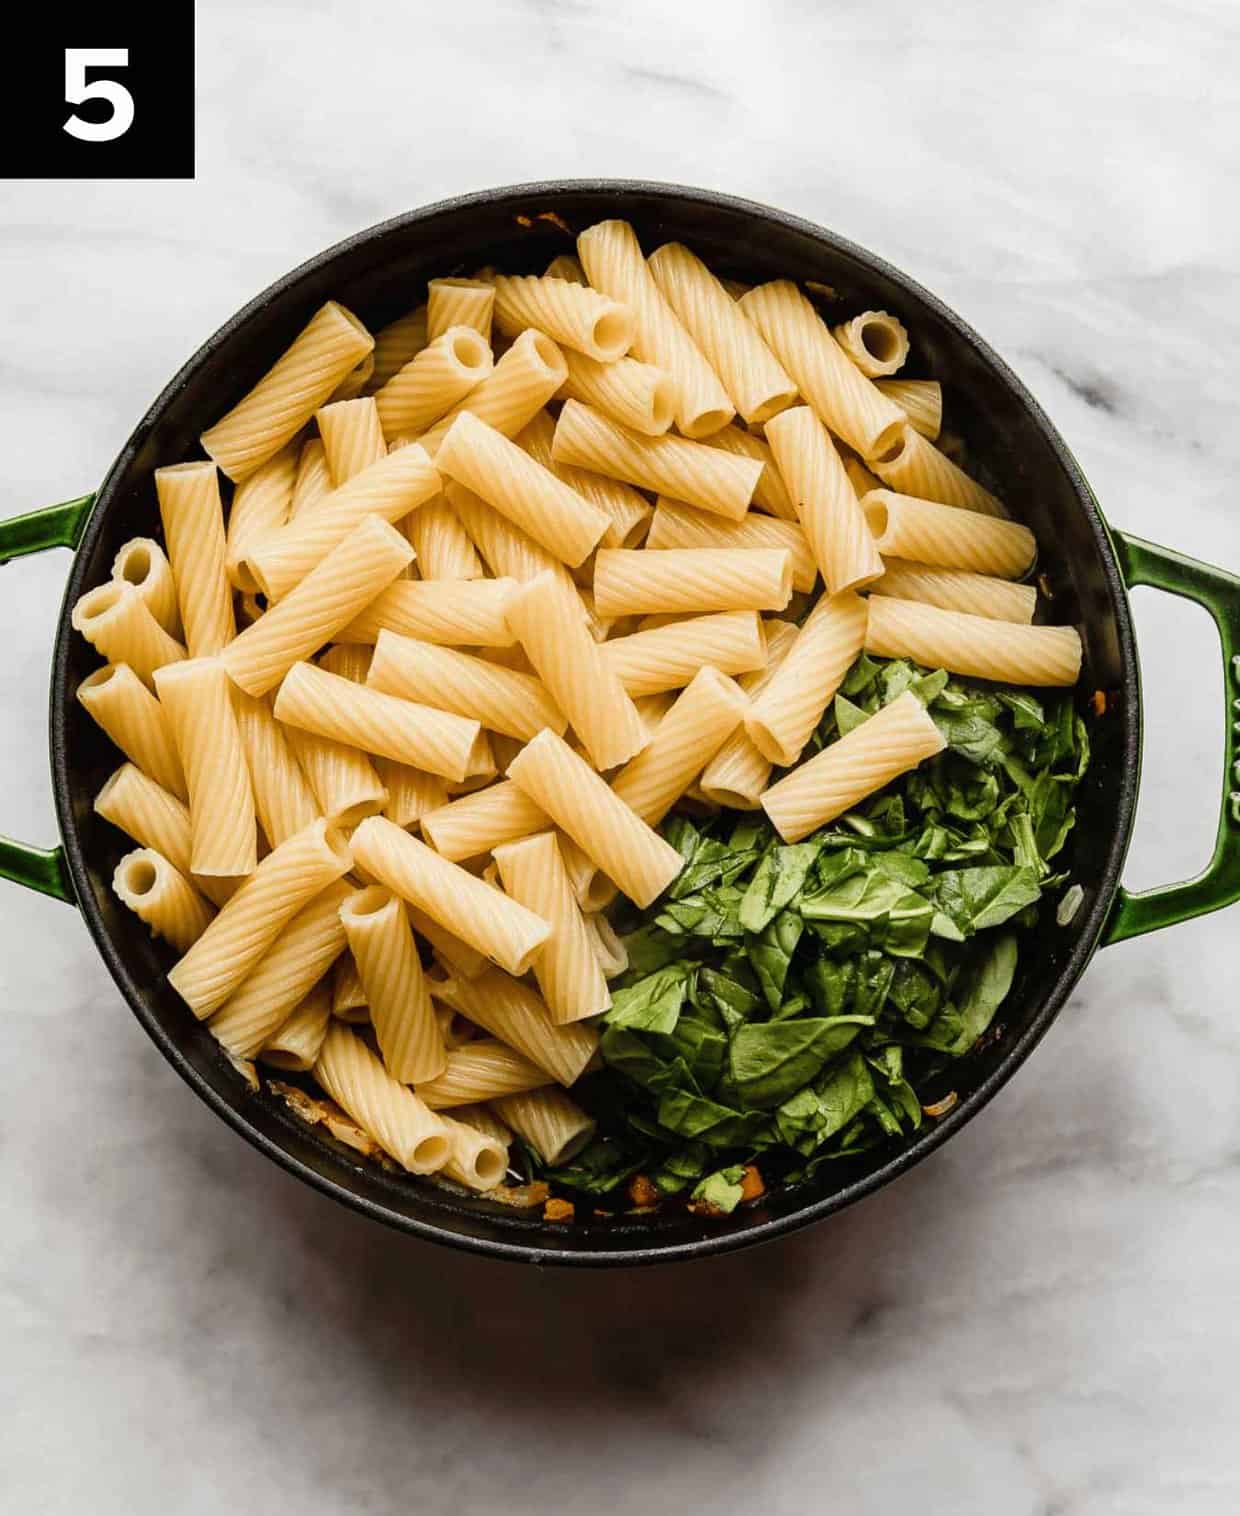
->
[[48, 179, 1141, 1266]]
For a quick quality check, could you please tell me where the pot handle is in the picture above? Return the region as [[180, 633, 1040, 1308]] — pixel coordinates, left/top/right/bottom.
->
[[1103, 530, 1240, 945], [0, 494, 96, 904]]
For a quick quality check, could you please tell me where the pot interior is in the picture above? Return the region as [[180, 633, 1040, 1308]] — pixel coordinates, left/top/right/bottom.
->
[[51, 183, 1138, 1263]]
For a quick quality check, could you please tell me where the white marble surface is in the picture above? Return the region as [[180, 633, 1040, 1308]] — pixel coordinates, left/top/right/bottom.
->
[[2, 2, 1239, 1510]]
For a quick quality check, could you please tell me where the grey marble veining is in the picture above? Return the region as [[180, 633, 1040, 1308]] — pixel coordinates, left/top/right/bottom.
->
[[2, 2, 1239, 1511]]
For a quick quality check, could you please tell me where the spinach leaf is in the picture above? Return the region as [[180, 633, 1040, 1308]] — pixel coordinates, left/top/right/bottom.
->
[[730, 1017, 875, 1109], [656, 1088, 771, 1148], [933, 865, 1042, 936], [739, 842, 821, 932], [605, 965, 692, 1034], [746, 908, 804, 1010], [774, 1052, 875, 1153], [690, 1166, 747, 1213]]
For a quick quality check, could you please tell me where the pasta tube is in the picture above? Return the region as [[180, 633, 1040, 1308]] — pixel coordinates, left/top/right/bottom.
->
[[259, 980, 333, 1072], [503, 570, 647, 770], [200, 301, 373, 479], [832, 310, 910, 378], [870, 423, 1003, 517], [427, 277, 495, 343], [274, 661, 487, 781], [231, 687, 320, 846], [290, 438, 332, 516], [703, 425, 797, 520], [577, 218, 733, 436], [366, 631, 566, 741], [373, 759, 448, 828], [153, 658, 256, 878], [492, 273, 634, 361], [93, 764, 235, 907], [420, 780, 549, 862], [699, 620, 799, 808], [738, 281, 905, 459], [874, 378, 942, 440], [77, 663, 186, 799], [647, 499, 816, 593], [223, 446, 296, 588], [316, 397, 387, 485], [415, 1039, 551, 1108], [374, 327, 493, 441], [583, 912, 628, 979], [208, 879, 353, 1057], [610, 667, 748, 827], [592, 547, 793, 618], [558, 348, 674, 436], [412, 329, 567, 457], [240, 442, 437, 600], [507, 730, 683, 909], [516, 410, 652, 550], [366, 304, 429, 392], [493, 831, 610, 1024], [602, 609, 767, 696], [552, 400, 760, 522], [862, 490, 1035, 578], [71, 582, 186, 688], [328, 352, 374, 404], [221, 514, 413, 697], [544, 254, 586, 283], [332, 952, 368, 1019], [437, 411, 610, 568], [168, 818, 352, 1018], [112, 848, 214, 953], [445, 481, 574, 589], [864, 595, 1083, 687], [285, 725, 387, 828], [492, 1088, 597, 1166], [351, 818, 550, 976], [111, 538, 181, 637], [336, 575, 517, 648], [761, 691, 947, 842], [765, 404, 884, 594], [871, 559, 1036, 623], [408, 907, 488, 980], [430, 969, 597, 1086], [648, 242, 796, 424], [314, 1024, 450, 1174], [402, 494, 484, 579], [340, 886, 445, 1084], [745, 591, 868, 766], [438, 1113, 509, 1191]]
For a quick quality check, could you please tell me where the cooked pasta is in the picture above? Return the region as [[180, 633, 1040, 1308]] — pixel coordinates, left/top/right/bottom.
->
[[111, 538, 181, 637], [864, 595, 1083, 687], [94, 763, 235, 907], [437, 410, 610, 568], [438, 1113, 509, 1191], [648, 241, 797, 424], [76, 663, 187, 799], [112, 848, 214, 953], [491, 1088, 597, 1166], [413, 329, 568, 458], [408, 907, 488, 981], [583, 911, 628, 979], [201, 301, 373, 480], [222, 446, 296, 591], [351, 818, 549, 976], [745, 590, 868, 766], [430, 969, 597, 1086], [328, 352, 374, 404], [374, 326, 493, 441], [240, 442, 438, 600], [493, 831, 610, 1024], [222, 515, 414, 697], [153, 658, 256, 878], [646, 499, 816, 593], [492, 273, 634, 361], [602, 609, 767, 695], [426, 277, 495, 343], [420, 779, 548, 861], [552, 400, 760, 521], [544, 254, 586, 284], [284, 725, 388, 828], [516, 410, 653, 549], [366, 304, 429, 392], [445, 481, 574, 591], [703, 425, 797, 520], [416, 1039, 551, 1108], [843, 454, 883, 498], [209, 879, 353, 1057], [870, 423, 1003, 517], [577, 219, 733, 437], [336, 575, 517, 647], [366, 630, 566, 741], [231, 687, 320, 846], [331, 952, 368, 1019], [862, 490, 1035, 578], [761, 690, 947, 842], [314, 1023, 450, 1174], [739, 281, 905, 459], [592, 546, 793, 618], [290, 438, 332, 516], [168, 818, 352, 1018], [71, 581, 186, 687], [401, 494, 483, 579], [871, 559, 1037, 623], [610, 667, 748, 827], [765, 404, 884, 594], [316, 396, 387, 484], [874, 378, 942, 440], [507, 729, 683, 909], [832, 310, 910, 379], [340, 886, 445, 1084], [274, 660, 486, 781], [503, 570, 647, 770], [698, 620, 800, 808], [259, 980, 333, 1072], [373, 759, 448, 828], [557, 348, 674, 436]]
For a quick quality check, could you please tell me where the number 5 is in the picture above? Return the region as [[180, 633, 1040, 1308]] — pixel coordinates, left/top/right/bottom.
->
[[64, 49, 135, 142]]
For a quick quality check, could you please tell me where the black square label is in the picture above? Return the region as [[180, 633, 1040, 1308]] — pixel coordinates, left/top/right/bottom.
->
[[0, 2, 194, 179]]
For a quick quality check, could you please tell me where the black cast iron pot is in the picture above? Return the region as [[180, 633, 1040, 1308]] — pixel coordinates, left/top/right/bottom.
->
[[4, 181, 1238, 1266]]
